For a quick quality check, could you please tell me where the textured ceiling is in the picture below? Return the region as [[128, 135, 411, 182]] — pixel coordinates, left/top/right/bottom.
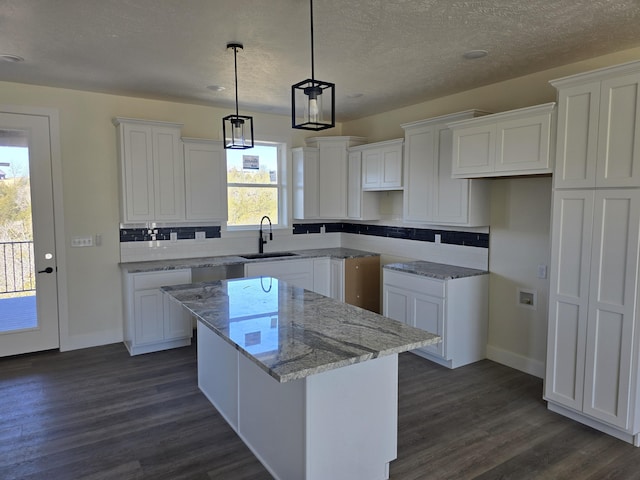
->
[[1, 0, 640, 121]]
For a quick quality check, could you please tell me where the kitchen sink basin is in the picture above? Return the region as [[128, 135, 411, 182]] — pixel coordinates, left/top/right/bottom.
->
[[239, 252, 299, 260]]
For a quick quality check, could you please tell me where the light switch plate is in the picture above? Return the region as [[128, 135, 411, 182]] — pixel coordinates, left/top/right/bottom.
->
[[71, 236, 93, 247]]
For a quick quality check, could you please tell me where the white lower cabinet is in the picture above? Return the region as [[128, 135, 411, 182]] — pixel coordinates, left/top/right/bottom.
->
[[545, 188, 640, 444], [123, 269, 193, 355], [383, 268, 488, 368], [244, 258, 315, 291]]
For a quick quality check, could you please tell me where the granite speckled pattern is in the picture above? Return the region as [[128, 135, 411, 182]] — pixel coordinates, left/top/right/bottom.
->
[[384, 261, 488, 280], [162, 277, 439, 383], [119, 248, 378, 273]]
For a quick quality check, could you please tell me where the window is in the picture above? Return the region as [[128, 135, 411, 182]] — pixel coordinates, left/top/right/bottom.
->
[[226, 142, 284, 227]]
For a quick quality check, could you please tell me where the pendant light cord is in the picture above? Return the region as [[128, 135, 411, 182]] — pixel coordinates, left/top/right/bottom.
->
[[310, 0, 315, 82], [233, 46, 240, 117]]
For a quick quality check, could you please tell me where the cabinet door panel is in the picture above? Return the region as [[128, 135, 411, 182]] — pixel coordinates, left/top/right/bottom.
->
[[134, 289, 165, 345], [412, 294, 444, 358], [383, 285, 410, 325], [452, 124, 495, 175], [433, 125, 469, 224], [319, 144, 347, 218], [153, 127, 184, 221], [381, 148, 402, 188], [583, 190, 640, 428], [347, 151, 362, 219], [123, 123, 154, 221], [496, 113, 551, 173], [545, 190, 594, 409], [362, 150, 382, 189], [597, 73, 640, 187], [554, 83, 600, 188], [403, 125, 434, 222], [164, 293, 193, 340], [184, 140, 226, 221]]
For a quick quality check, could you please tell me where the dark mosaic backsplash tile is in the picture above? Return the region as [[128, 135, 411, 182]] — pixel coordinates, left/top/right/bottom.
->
[[292, 222, 489, 248], [120, 226, 221, 242]]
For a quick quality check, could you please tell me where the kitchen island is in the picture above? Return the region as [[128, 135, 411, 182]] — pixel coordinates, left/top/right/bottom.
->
[[163, 277, 439, 480]]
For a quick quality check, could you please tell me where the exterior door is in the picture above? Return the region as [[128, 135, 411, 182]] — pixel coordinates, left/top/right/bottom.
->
[[0, 112, 59, 356]]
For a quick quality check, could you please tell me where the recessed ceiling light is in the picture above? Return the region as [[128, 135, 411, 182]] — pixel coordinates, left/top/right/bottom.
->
[[207, 85, 226, 92], [0, 54, 25, 63], [463, 50, 488, 60]]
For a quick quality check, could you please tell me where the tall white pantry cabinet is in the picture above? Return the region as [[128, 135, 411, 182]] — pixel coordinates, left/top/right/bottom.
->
[[545, 60, 640, 445]]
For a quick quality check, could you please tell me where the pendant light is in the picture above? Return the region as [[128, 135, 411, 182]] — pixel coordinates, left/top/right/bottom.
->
[[223, 43, 254, 149], [291, 0, 335, 130]]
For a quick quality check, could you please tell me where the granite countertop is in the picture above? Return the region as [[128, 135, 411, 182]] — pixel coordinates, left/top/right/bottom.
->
[[384, 260, 488, 280], [120, 247, 378, 273], [162, 277, 439, 383]]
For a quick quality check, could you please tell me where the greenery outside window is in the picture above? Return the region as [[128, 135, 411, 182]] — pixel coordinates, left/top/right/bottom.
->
[[226, 142, 284, 227]]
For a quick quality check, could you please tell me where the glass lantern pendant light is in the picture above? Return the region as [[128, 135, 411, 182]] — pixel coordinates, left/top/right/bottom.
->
[[223, 42, 254, 149], [291, 0, 335, 130]]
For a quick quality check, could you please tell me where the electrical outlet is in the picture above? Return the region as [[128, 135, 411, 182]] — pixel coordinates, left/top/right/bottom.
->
[[195, 231, 206, 241], [170, 232, 178, 242], [537, 264, 547, 279], [434, 234, 441, 244]]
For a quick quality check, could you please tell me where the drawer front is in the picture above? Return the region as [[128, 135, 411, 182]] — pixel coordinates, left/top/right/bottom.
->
[[132, 269, 191, 291], [383, 269, 445, 298]]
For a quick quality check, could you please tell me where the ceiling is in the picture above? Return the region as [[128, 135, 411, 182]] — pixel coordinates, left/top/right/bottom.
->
[[1, 0, 640, 122]]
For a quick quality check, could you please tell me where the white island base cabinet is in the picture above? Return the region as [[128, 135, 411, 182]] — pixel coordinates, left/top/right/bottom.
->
[[197, 322, 398, 480]]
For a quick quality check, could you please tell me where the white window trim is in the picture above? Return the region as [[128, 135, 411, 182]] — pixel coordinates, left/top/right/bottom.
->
[[223, 140, 289, 235]]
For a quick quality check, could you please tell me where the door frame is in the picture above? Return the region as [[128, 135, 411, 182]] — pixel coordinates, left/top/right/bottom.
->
[[0, 104, 69, 351]]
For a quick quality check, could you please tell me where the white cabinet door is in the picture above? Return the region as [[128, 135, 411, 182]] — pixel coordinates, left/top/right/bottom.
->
[[583, 189, 640, 428], [362, 149, 382, 190], [403, 122, 435, 222], [383, 284, 411, 325], [545, 190, 594, 410], [596, 73, 640, 188], [380, 145, 403, 189], [495, 111, 552, 173], [183, 138, 227, 221], [411, 292, 444, 358], [292, 147, 320, 219], [347, 150, 381, 220], [329, 259, 345, 302], [452, 123, 495, 176], [164, 291, 193, 340], [553, 82, 600, 189], [313, 257, 331, 297], [319, 142, 348, 218], [120, 122, 155, 222], [134, 288, 165, 345], [152, 125, 185, 222], [245, 259, 314, 291]]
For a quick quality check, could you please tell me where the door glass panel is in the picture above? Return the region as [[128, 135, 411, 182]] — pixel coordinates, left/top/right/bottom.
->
[[0, 131, 37, 333]]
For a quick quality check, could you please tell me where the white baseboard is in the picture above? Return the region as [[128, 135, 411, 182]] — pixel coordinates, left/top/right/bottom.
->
[[60, 330, 123, 352], [486, 344, 545, 379]]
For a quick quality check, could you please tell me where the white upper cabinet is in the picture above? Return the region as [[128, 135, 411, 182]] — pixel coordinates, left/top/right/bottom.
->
[[115, 117, 185, 224], [552, 62, 640, 189], [358, 139, 404, 191], [293, 136, 366, 219], [402, 111, 490, 226], [449, 103, 556, 178], [182, 138, 227, 222]]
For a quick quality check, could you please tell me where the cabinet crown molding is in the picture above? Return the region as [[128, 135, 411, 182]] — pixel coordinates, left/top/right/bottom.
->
[[112, 116, 184, 128], [446, 102, 556, 129], [401, 109, 491, 130], [550, 59, 640, 89]]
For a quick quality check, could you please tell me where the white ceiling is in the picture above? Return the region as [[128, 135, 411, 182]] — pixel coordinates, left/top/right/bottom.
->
[[1, 0, 640, 121]]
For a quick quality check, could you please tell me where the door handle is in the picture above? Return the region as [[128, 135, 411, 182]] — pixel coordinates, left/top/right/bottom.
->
[[38, 267, 54, 274]]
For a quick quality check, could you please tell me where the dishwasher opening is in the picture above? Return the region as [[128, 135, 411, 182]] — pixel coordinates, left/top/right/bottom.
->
[[191, 264, 244, 283]]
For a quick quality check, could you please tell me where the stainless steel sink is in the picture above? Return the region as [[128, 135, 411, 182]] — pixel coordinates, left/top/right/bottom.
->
[[239, 252, 299, 260]]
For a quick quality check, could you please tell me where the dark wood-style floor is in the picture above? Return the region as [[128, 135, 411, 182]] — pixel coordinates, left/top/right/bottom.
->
[[2, 342, 640, 480]]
